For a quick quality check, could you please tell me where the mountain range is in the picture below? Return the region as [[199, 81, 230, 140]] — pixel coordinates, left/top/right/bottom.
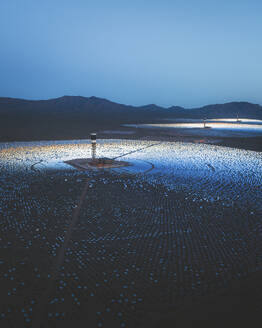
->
[[0, 96, 261, 141]]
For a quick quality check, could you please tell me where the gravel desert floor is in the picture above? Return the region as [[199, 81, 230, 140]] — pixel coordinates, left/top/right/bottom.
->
[[0, 139, 262, 327]]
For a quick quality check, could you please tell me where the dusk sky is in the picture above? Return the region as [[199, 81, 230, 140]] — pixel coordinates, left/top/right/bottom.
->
[[1, 0, 261, 108]]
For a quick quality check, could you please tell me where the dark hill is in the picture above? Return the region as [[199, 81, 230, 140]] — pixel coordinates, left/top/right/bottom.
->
[[0, 96, 261, 141], [171, 102, 262, 119]]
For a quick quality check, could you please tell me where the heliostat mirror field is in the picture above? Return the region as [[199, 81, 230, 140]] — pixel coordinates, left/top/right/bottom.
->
[[0, 139, 261, 327]]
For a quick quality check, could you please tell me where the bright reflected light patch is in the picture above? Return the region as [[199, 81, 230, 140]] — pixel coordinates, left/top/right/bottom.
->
[[0, 139, 261, 208], [124, 119, 262, 137]]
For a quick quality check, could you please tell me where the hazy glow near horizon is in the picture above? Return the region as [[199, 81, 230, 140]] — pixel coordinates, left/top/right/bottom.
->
[[0, 0, 262, 108]]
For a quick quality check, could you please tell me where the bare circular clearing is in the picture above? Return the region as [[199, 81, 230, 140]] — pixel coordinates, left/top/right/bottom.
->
[[64, 157, 131, 170]]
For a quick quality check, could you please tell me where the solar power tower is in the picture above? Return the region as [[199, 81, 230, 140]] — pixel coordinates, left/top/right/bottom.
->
[[90, 133, 97, 161]]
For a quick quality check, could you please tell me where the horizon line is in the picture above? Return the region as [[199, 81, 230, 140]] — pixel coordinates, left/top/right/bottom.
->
[[0, 95, 261, 110]]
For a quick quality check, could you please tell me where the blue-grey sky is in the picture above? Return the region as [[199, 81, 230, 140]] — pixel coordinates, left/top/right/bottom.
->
[[0, 0, 261, 108]]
